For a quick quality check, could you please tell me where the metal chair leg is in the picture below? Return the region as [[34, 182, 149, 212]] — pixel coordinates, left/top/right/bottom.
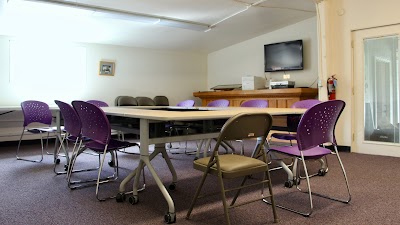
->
[[16, 129, 44, 163]]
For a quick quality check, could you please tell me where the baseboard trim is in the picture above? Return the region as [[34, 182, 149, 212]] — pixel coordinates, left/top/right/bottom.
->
[[326, 145, 351, 152]]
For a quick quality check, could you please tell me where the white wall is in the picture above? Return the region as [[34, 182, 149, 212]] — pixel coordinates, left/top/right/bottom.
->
[[207, 17, 318, 90], [0, 36, 207, 141], [325, 0, 400, 148], [0, 37, 207, 106]]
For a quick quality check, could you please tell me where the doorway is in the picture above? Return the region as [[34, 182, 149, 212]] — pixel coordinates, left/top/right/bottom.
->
[[352, 25, 400, 156]]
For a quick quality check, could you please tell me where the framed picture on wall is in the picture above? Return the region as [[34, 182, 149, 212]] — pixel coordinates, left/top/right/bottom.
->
[[99, 61, 115, 76]]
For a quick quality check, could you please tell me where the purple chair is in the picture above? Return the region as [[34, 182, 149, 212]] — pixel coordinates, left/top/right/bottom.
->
[[87, 100, 109, 107], [207, 99, 230, 107], [71, 100, 139, 201], [240, 99, 268, 108], [16, 100, 57, 162], [176, 100, 195, 107], [54, 100, 97, 176], [270, 99, 322, 143], [267, 100, 351, 216]]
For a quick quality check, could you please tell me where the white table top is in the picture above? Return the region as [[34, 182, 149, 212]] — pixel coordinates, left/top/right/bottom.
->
[[101, 106, 307, 121]]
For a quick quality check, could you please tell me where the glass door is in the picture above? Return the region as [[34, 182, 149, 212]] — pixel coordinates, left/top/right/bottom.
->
[[352, 25, 400, 156]]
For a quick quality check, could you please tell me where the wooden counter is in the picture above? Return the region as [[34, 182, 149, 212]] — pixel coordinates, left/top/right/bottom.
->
[[193, 88, 318, 107]]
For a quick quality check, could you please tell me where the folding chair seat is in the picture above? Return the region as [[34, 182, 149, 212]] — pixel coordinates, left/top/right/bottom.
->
[[186, 112, 278, 225], [69, 100, 140, 201], [266, 100, 351, 216], [16, 100, 58, 162]]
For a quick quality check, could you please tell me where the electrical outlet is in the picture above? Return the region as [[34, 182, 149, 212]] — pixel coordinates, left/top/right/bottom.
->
[[283, 74, 290, 80]]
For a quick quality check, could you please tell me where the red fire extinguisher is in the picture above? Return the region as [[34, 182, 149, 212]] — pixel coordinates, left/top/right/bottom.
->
[[327, 75, 337, 100]]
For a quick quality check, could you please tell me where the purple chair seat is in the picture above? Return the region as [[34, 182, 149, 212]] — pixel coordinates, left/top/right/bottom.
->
[[270, 133, 296, 140], [85, 139, 139, 152], [270, 145, 331, 160]]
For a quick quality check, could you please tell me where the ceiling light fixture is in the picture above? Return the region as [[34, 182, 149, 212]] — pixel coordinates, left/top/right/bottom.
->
[[7, 0, 212, 31]]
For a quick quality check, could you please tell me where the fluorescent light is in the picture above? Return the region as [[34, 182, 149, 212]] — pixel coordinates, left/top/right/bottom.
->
[[7, 0, 211, 31]]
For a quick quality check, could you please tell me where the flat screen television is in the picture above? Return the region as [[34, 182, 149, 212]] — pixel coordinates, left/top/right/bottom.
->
[[264, 39, 303, 72]]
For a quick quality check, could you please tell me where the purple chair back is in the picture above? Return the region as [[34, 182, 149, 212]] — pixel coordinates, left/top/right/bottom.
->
[[55, 100, 81, 137], [87, 100, 109, 107], [240, 99, 268, 108], [207, 99, 230, 107], [296, 100, 345, 151], [291, 99, 321, 109], [72, 101, 111, 145], [176, 100, 195, 107], [21, 100, 53, 127]]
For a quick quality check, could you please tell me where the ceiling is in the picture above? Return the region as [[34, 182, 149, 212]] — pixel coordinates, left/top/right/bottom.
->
[[0, 0, 316, 53]]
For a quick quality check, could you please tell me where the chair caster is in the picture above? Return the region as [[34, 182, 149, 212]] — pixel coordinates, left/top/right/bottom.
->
[[193, 157, 198, 161], [128, 195, 139, 205], [116, 192, 126, 202], [64, 164, 69, 171], [164, 212, 176, 224], [294, 177, 301, 185], [318, 168, 327, 176], [54, 158, 60, 164], [108, 160, 114, 167], [168, 183, 176, 191], [284, 180, 294, 188]]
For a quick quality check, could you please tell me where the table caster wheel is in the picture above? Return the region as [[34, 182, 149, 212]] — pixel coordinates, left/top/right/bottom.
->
[[128, 195, 139, 205], [108, 160, 114, 167], [294, 177, 301, 185], [284, 180, 294, 188], [168, 183, 176, 191], [55, 158, 60, 164], [116, 192, 125, 202], [318, 168, 327, 176], [164, 212, 176, 224]]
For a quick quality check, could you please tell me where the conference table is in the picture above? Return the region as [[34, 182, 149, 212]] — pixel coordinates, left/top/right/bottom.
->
[[101, 106, 306, 222]]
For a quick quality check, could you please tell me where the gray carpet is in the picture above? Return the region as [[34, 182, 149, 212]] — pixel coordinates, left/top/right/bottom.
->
[[0, 139, 399, 225]]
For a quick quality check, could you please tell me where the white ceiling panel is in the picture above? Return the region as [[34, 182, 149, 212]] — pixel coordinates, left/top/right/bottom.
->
[[0, 0, 316, 53]]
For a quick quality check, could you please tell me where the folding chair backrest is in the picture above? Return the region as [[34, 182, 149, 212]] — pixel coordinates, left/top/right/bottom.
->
[[207, 99, 230, 107], [296, 100, 345, 151], [117, 96, 138, 106], [21, 100, 53, 127], [136, 97, 156, 106], [72, 101, 111, 145], [240, 99, 268, 108], [153, 96, 169, 106], [176, 100, 195, 107], [218, 113, 273, 142], [55, 100, 81, 137], [87, 100, 109, 107]]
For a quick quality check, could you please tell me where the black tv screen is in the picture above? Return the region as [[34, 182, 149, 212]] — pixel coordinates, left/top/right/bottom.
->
[[264, 40, 303, 72]]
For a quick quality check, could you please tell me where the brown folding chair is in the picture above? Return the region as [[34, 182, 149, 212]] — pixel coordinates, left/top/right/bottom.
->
[[186, 112, 278, 225]]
